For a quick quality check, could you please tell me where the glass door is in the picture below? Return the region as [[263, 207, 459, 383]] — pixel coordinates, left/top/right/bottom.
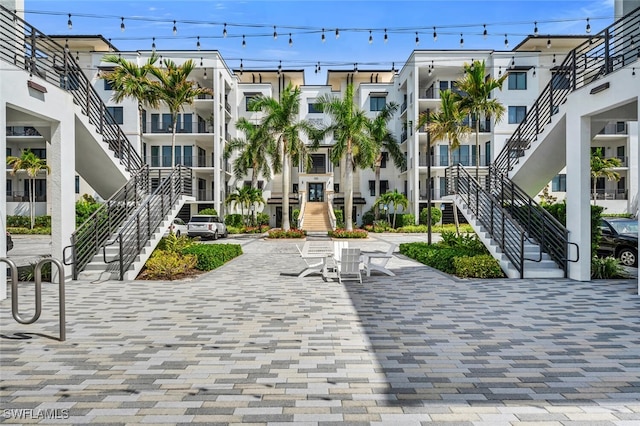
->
[[308, 183, 324, 202]]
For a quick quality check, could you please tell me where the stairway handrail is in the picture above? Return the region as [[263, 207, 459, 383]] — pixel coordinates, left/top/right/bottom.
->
[[0, 5, 143, 172], [493, 5, 640, 174], [105, 165, 192, 280]]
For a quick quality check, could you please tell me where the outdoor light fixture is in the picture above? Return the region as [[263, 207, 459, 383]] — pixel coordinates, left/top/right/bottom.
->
[[120, 17, 125, 32], [633, 67, 636, 77], [547, 37, 551, 48], [67, 14, 72, 30], [242, 35, 246, 48], [223, 23, 227, 38], [586, 18, 591, 33], [273, 26, 277, 40], [504, 34, 509, 48], [532, 67, 536, 77], [433, 27, 437, 42], [321, 28, 325, 42], [335, 28, 340, 39], [369, 30, 373, 44], [152, 37, 156, 52], [553, 54, 556, 64], [483, 24, 487, 39], [173, 20, 177, 35], [289, 33, 293, 46], [498, 66, 502, 76], [197, 36, 201, 50], [278, 60, 282, 74], [200, 57, 203, 66], [203, 68, 207, 79], [415, 32, 420, 46], [460, 33, 464, 48], [354, 62, 358, 73], [511, 56, 515, 67], [534, 21, 538, 36], [384, 29, 388, 43]]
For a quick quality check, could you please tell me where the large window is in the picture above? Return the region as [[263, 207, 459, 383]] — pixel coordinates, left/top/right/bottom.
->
[[508, 106, 527, 124], [380, 152, 388, 168], [370, 96, 386, 112], [308, 102, 322, 113], [75, 176, 80, 194], [103, 79, 113, 91], [309, 154, 325, 174], [245, 95, 258, 111], [106, 106, 124, 125], [368, 180, 389, 196], [508, 72, 527, 90], [552, 174, 566, 192]]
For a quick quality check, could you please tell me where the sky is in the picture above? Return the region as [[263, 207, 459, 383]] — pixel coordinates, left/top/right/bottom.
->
[[19, 0, 616, 84]]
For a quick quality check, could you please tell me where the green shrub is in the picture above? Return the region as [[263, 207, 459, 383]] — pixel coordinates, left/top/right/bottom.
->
[[440, 231, 486, 253], [242, 225, 269, 234], [7, 215, 52, 228], [453, 255, 504, 278], [267, 228, 306, 239], [419, 207, 442, 226], [256, 212, 270, 226], [75, 196, 102, 226], [400, 213, 415, 227], [602, 213, 633, 218], [225, 214, 243, 227], [328, 228, 368, 239], [156, 233, 197, 253], [431, 223, 474, 234], [226, 225, 243, 234], [542, 202, 603, 254], [361, 210, 374, 226], [182, 244, 243, 271], [144, 250, 197, 280], [334, 209, 344, 228], [7, 227, 51, 235], [198, 208, 218, 215], [18, 259, 52, 282], [400, 241, 494, 276], [396, 224, 430, 233], [292, 209, 300, 225], [591, 256, 626, 279]]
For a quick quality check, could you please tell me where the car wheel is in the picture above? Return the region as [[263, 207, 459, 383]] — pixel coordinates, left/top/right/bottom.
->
[[618, 248, 637, 267], [223, 229, 228, 238], [212, 230, 218, 240], [176, 230, 181, 237]]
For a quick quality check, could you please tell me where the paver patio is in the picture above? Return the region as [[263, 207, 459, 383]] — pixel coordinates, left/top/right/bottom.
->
[[1, 234, 639, 425]]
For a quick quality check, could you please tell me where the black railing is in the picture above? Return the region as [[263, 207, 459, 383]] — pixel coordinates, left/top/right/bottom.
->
[[143, 120, 213, 134], [106, 166, 192, 280], [455, 165, 528, 278], [488, 171, 569, 277], [0, 5, 143, 172], [69, 165, 150, 279], [494, 6, 640, 175]]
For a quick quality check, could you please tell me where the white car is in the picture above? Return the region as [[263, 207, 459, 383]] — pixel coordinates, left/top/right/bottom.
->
[[187, 215, 228, 240], [166, 218, 188, 237]]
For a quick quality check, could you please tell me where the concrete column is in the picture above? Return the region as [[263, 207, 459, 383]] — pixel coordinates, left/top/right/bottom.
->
[[1, 99, 7, 301], [49, 119, 75, 278], [213, 70, 221, 215], [566, 113, 592, 281], [628, 122, 638, 215]]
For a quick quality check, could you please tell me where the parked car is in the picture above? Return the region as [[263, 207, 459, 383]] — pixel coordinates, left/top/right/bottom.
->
[[6, 232, 13, 252], [187, 215, 228, 240], [165, 218, 188, 237], [598, 218, 638, 266]]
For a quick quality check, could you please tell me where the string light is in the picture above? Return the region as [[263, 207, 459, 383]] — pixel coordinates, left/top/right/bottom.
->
[[384, 29, 388, 43], [203, 68, 207, 79], [273, 26, 277, 40], [504, 34, 509, 48], [391, 62, 395, 73], [75, 51, 79, 61], [470, 59, 475, 71], [415, 31, 419, 46], [223, 23, 227, 38], [547, 37, 551, 48], [242, 34, 246, 48], [553, 54, 556, 64], [321, 28, 325, 42], [335, 28, 340, 39], [67, 13, 72, 30], [460, 33, 464, 48], [200, 57, 203, 66], [289, 33, 293, 46], [532, 66, 536, 77], [498, 66, 502, 76], [152, 37, 156, 52], [511, 56, 515, 68], [534, 21, 538, 36], [354, 62, 358, 73], [240, 58, 243, 74], [64, 38, 69, 53], [120, 17, 125, 32], [172, 20, 177, 35], [197, 36, 200, 50], [633, 67, 636, 77], [369, 30, 373, 44], [278, 60, 282, 74], [586, 18, 591, 33], [433, 27, 437, 42], [483, 24, 487, 39]]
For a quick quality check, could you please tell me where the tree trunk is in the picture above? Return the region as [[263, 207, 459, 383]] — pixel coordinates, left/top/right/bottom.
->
[[475, 118, 480, 182], [374, 159, 381, 220], [449, 142, 460, 236], [282, 146, 291, 231], [592, 179, 597, 205], [171, 112, 178, 167], [138, 105, 144, 159], [345, 153, 354, 231]]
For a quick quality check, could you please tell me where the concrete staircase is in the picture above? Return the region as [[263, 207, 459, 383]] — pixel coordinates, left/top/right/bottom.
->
[[455, 195, 565, 279], [301, 202, 332, 232]]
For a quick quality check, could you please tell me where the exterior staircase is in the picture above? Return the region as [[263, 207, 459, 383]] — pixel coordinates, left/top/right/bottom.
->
[[301, 202, 332, 233]]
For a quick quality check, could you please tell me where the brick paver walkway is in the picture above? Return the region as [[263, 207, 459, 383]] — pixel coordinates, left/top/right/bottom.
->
[[1, 235, 639, 424]]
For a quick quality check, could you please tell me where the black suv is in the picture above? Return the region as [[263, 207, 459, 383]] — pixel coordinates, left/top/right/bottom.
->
[[598, 218, 638, 266]]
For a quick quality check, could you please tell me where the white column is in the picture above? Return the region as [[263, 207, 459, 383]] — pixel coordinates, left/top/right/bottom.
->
[[1, 99, 7, 300], [49, 120, 75, 278], [213, 70, 222, 215], [566, 113, 592, 281], [628, 122, 638, 215]]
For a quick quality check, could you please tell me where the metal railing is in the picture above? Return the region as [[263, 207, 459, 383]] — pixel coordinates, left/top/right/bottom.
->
[[455, 166, 529, 277], [105, 165, 192, 280], [494, 6, 640, 175], [67, 165, 150, 279], [0, 5, 143, 172], [142, 120, 213, 134]]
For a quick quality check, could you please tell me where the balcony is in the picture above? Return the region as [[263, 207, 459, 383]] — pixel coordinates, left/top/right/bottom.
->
[[461, 118, 491, 133], [400, 130, 408, 143], [6, 191, 46, 202], [400, 101, 407, 114], [592, 189, 628, 200], [196, 190, 216, 201], [142, 121, 213, 134], [145, 156, 215, 168], [418, 154, 491, 167], [197, 93, 214, 100], [6, 126, 42, 137], [598, 122, 627, 135]]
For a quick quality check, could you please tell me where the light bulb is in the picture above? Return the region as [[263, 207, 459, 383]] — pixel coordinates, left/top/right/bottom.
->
[[120, 17, 125, 32]]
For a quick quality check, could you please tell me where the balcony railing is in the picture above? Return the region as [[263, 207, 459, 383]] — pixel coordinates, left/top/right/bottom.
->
[[142, 121, 213, 134], [6, 191, 46, 202], [196, 190, 216, 201], [418, 154, 491, 167], [145, 156, 215, 168], [400, 130, 408, 143], [400, 101, 407, 114], [598, 122, 628, 135], [592, 189, 628, 200], [197, 93, 214, 100], [6, 126, 41, 137]]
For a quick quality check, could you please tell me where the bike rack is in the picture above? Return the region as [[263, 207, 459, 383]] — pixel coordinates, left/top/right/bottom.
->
[[1, 257, 66, 341]]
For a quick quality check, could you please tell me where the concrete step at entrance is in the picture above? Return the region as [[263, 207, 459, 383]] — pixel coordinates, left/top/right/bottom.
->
[[302, 202, 332, 232]]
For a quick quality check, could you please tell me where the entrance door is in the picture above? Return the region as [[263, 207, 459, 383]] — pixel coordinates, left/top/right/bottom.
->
[[308, 183, 324, 202]]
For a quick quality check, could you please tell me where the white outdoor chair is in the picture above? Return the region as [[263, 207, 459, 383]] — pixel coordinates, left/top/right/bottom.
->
[[296, 243, 326, 278], [335, 248, 362, 284], [362, 243, 396, 277], [328, 241, 349, 271]]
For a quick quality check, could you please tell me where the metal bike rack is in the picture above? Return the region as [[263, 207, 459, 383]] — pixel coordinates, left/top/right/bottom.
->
[[1, 257, 66, 341]]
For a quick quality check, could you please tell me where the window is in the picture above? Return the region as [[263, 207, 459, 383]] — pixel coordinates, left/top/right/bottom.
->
[[30, 148, 46, 159], [508, 106, 527, 124], [368, 180, 389, 196], [150, 146, 160, 167], [552, 174, 566, 192], [162, 146, 172, 167], [106, 106, 124, 125], [370, 96, 386, 112], [292, 183, 298, 193], [308, 102, 322, 113], [381, 152, 388, 168], [245, 95, 258, 111], [369, 181, 375, 197], [6, 179, 12, 196], [309, 154, 325, 174], [617, 146, 625, 163], [618, 177, 626, 194], [334, 184, 339, 193], [183, 146, 193, 167], [75, 176, 80, 194], [103, 79, 113, 91], [508, 72, 527, 90], [6, 148, 11, 157], [439, 145, 449, 166]]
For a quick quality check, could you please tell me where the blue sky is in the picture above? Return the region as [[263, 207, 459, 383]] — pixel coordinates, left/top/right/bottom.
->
[[21, 0, 615, 84]]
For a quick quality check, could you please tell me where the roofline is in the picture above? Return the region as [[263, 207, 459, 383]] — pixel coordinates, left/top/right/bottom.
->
[[512, 34, 592, 51], [47, 34, 118, 51]]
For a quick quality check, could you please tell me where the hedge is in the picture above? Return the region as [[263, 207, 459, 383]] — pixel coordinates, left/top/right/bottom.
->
[[182, 243, 243, 271]]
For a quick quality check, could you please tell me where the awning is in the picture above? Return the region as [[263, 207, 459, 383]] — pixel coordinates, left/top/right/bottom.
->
[[332, 197, 367, 205], [267, 196, 300, 205]]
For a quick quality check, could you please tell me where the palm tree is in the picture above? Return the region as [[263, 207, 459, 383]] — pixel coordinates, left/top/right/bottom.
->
[[316, 84, 375, 231], [101, 53, 160, 154], [591, 147, 621, 205], [225, 186, 252, 226], [250, 83, 318, 230], [148, 58, 212, 167], [418, 90, 471, 235], [247, 187, 265, 225], [368, 102, 406, 220], [7, 149, 51, 229], [455, 60, 507, 180], [224, 117, 275, 190], [374, 190, 408, 228]]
